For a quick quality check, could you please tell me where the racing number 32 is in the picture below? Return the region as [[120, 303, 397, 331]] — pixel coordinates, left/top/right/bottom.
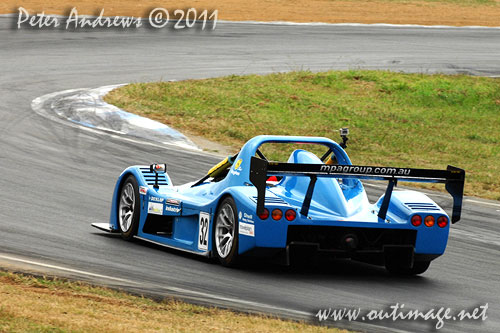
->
[[198, 212, 210, 251]]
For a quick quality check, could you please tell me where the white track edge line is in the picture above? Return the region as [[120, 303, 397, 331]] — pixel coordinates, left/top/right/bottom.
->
[[0, 253, 309, 317], [0, 254, 136, 283]]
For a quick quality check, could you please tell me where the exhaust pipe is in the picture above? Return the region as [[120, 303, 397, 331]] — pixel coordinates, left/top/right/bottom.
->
[[342, 234, 358, 251]]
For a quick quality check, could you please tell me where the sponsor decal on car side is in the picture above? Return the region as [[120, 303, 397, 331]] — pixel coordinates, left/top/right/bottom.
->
[[148, 202, 163, 215], [149, 196, 164, 203], [166, 198, 181, 206], [238, 211, 254, 224], [230, 158, 243, 176], [139, 186, 148, 195], [239, 222, 255, 237], [165, 205, 181, 213], [234, 159, 242, 170]]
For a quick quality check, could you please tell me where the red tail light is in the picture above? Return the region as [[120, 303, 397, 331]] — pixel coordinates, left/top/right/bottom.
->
[[437, 216, 448, 228], [258, 208, 269, 220], [271, 209, 283, 220], [411, 215, 422, 227], [285, 209, 296, 221], [424, 215, 435, 227]]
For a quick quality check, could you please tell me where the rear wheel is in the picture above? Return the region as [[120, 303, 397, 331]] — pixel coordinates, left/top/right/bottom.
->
[[118, 175, 140, 240], [386, 260, 431, 275], [213, 197, 239, 266]]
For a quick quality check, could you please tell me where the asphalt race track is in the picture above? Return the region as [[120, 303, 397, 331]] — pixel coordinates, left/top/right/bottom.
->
[[1, 17, 500, 332]]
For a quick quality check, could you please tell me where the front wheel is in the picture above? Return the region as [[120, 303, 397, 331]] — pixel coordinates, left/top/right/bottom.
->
[[213, 197, 239, 266], [386, 260, 431, 275], [118, 175, 140, 241]]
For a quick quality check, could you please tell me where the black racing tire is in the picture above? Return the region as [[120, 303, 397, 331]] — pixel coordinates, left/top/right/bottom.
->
[[386, 260, 431, 275], [117, 175, 141, 241], [213, 197, 239, 266]]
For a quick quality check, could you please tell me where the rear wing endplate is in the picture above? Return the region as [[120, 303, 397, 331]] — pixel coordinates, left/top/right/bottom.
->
[[249, 156, 465, 223]]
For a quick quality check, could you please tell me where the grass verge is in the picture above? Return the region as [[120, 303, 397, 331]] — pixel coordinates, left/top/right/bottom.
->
[[105, 70, 500, 200], [1, 0, 500, 27], [0, 271, 345, 333]]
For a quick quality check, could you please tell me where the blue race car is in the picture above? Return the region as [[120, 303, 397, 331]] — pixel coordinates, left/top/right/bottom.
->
[[92, 133, 465, 275]]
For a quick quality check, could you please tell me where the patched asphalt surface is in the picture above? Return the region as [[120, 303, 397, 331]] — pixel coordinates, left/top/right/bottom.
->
[[0, 18, 499, 332]]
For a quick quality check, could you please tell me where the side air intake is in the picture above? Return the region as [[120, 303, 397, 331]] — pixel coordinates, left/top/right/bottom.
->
[[140, 167, 169, 186], [405, 203, 440, 211], [251, 196, 288, 206]]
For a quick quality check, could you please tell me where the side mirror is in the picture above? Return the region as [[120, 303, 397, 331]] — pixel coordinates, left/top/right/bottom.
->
[[150, 164, 167, 189], [150, 164, 167, 173]]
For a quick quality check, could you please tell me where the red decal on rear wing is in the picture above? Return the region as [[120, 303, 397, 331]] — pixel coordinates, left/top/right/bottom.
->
[[249, 156, 465, 223]]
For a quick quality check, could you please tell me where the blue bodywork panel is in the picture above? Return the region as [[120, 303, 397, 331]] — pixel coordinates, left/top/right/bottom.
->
[[105, 135, 459, 262]]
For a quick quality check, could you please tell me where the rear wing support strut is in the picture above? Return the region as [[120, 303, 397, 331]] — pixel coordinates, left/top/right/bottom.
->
[[378, 179, 397, 221], [249, 157, 268, 216], [249, 157, 465, 223], [300, 176, 317, 217]]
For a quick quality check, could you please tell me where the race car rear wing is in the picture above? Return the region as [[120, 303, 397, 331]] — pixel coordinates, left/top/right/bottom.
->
[[249, 156, 465, 223]]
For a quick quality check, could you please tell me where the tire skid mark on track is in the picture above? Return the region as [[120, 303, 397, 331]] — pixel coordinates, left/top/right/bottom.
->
[[31, 87, 220, 159], [450, 228, 500, 247]]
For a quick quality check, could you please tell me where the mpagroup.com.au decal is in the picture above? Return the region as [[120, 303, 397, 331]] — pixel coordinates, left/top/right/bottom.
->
[[16, 7, 218, 30], [315, 303, 488, 330]]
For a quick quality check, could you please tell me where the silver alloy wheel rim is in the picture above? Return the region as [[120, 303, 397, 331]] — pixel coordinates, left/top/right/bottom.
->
[[118, 183, 135, 232], [215, 203, 235, 258]]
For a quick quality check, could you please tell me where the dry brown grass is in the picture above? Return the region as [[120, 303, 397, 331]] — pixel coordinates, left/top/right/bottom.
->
[[0, 271, 345, 333], [1, 0, 499, 26]]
